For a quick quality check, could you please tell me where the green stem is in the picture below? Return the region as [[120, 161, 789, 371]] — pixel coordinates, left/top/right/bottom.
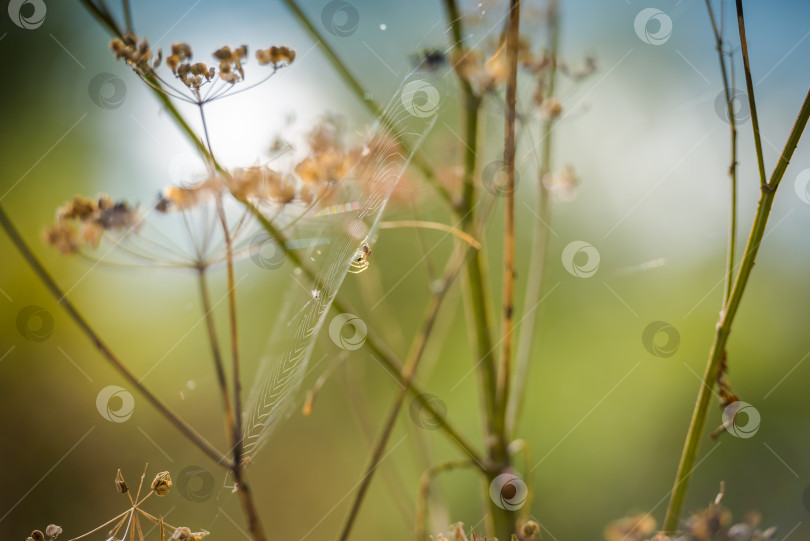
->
[[663, 86, 810, 533], [441, 0, 512, 537]]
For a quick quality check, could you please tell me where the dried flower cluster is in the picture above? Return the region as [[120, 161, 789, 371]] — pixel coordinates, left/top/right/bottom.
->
[[25, 525, 61, 541], [151, 471, 172, 496], [432, 520, 540, 541], [24, 469, 208, 541], [606, 505, 777, 541], [110, 33, 294, 103], [44, 195, 140, 255]]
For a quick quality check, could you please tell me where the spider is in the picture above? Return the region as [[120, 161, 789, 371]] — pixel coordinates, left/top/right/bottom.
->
[[348, 242, 371, 274]]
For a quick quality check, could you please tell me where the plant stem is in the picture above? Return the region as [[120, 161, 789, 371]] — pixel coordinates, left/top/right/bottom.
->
[[280, 0, 453, 207], [0, 206, 226, 466], [441, 0, 514, 537], [195, 268, 239, 459], [705, 0, 738, 307], [735, 0, 768, 189], [507, 0, 559, 437], [662, 86, 810, 533], [378, 220, 482, 249], [336, 242, 477, 541], [496, 0, 521, 444]]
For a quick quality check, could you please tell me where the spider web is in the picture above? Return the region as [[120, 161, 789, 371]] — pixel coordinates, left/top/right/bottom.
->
[[240, 76, 442, 463]]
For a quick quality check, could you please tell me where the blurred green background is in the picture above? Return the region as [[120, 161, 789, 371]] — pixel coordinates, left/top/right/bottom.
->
[[2, 0, 810, 540]]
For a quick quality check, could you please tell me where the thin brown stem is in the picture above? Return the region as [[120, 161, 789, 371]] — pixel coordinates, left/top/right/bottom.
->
[[735, 0, 768, 189], [507, 0, 559, 436], [337, 242, 478, 541], [196, 267, 238, 459], [497, 0, 521, 438]]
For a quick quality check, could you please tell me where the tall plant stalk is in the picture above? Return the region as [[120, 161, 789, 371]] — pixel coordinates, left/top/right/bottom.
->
[[662, 2, 810, 525], [507, 0, 559, 438]]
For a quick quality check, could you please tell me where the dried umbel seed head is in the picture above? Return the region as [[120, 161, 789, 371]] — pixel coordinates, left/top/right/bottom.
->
[[170, 527, 210, 541], [44, 221, 80, 255], [45, 525, 62, 538], [115, 469, 128, 493], [213, 45, 248, 83], [255, 45, 295, 68], [29, 531, 45, 541], [519, 519, 540, 539], [151, 471, 172, 496], [604, 513, 656, 541], [110, 33, 153, 69]]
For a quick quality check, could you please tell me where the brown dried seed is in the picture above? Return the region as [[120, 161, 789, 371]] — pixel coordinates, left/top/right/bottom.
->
[[151, 471, 172, 496], [115, 469, 128, 493]]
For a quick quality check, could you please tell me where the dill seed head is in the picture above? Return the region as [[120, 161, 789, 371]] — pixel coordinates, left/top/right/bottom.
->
[[519, 519, 540, 539], [114, 469, 128, 493], [170, 527, 210, 541], [151, 471, 172, 496], [255, 45, 295, 68], [45, 195, 141, 256]]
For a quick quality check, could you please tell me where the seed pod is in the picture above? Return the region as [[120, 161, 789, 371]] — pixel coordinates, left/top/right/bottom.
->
[[151, 471, 172, 496]]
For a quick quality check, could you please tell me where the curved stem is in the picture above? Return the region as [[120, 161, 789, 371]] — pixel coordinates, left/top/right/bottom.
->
[[378, 220, 481, 249], [414, 460, 480, 541]]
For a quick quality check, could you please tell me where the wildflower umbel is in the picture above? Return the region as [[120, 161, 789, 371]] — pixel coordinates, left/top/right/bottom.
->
[[110, 33, 295, 104], [44, 195, 140, 255]]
